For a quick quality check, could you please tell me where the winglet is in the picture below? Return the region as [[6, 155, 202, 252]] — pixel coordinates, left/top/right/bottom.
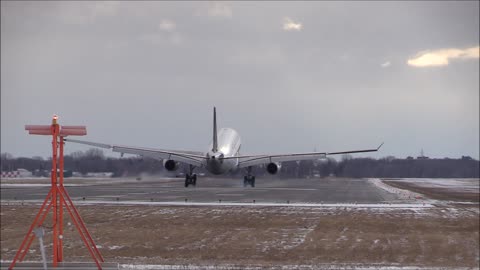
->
[[212, 107, 218, 152], [377, 142, 384, 151]]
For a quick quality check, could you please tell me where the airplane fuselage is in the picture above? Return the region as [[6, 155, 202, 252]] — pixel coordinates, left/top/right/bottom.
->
[[206, 128, 241, 174]]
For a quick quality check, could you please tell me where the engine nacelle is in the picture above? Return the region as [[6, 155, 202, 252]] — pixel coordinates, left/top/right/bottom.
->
[[266, 162, 281, 175], [163, 159, 179, 171]]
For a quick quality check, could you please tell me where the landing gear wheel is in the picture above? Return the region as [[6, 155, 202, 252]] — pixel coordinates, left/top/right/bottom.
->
[[184, 165, 197, 188], [185, 174, 197, 187], [185, 174, 190, 187], [243, 175, 256, 187]]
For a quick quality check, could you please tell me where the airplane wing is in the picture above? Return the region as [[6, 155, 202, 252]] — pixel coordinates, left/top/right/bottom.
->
[[64, 138, 207, 167], [230, 143, 384, 168]]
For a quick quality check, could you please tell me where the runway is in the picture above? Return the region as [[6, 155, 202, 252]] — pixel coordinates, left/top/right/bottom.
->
[[0, 177, 400, 204], [1, 177, 478, 268]]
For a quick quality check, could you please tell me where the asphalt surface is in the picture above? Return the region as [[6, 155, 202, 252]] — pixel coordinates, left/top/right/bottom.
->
[[0, 177, 398, 203]]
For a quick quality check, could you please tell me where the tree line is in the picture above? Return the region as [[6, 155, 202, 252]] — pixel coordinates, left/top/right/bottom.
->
[[1, 150, 479, 178]]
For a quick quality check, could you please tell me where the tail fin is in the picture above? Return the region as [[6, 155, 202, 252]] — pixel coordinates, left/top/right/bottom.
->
[[212, 107, 218, 152]]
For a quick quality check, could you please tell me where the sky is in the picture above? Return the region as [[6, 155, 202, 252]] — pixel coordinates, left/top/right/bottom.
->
[[1, 1, 479, 160]]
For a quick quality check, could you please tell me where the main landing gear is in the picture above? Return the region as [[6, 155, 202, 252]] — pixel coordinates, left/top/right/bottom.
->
[[243, 166, 255, 187], [185, 174, 197, 187], [243, 175, 255, 187], [184, 165, 197, 187]]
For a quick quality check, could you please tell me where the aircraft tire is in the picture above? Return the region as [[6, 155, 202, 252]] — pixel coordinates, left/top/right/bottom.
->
[[185, 174, 190, 187]]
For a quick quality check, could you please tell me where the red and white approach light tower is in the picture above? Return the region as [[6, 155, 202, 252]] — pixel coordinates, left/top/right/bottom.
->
[[9, 115, 104, 269]]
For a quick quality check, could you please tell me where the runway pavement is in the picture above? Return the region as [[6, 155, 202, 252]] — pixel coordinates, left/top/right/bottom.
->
[[0, 177, 400, 204]]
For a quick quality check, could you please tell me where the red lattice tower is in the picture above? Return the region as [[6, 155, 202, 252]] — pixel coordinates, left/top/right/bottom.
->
[[9, 115, 104, 269]]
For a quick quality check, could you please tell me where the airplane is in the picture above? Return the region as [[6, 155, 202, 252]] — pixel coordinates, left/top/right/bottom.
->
[[65, 107, 383, 187]]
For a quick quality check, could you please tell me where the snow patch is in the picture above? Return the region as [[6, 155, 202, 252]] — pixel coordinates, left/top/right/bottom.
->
[[368, 178, 429, 202], [385, 178, 479, 193]]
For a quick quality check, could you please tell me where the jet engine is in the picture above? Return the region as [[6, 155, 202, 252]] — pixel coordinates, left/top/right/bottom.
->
[[266, 162, 281, 174], [163, 159, 179, 171]]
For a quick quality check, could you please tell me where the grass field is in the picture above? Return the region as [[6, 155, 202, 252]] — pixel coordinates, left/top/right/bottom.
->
[[1, 203, 478, 268]]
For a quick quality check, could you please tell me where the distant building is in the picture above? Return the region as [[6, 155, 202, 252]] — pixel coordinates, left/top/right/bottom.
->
[[72, 171, 83, 177], [1, 168, 33, 178], [48, 169, 73, 178], [461, 156, 473, 160], [85, 172, 114, 178], [33, 169, 49, 177]]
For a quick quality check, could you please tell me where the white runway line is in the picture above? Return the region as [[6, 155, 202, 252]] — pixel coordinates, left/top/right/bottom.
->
[[119, 264, 474, 270], [0, 199, 434, 208], [0, 183, 85, 187], [253, 188, 318, 191]]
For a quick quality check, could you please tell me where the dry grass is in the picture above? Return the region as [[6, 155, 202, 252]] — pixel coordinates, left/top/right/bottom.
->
[[1, 204, 478, 268]]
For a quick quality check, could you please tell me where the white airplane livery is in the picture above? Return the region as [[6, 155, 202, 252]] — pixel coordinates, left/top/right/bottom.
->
[[66, 108, 383, 187]]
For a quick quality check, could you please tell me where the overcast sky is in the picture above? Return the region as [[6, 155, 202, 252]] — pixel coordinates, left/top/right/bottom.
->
[[1, 1, 479, 160]]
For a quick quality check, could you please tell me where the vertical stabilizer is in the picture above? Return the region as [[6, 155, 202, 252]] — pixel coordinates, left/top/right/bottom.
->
[[212, 107, 218, 152]]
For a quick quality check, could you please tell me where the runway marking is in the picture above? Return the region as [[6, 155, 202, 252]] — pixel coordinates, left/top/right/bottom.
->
[[77, 201, 436, 209], [1, 200, 435, 208], [0, 184, 84, 187], [143, 187, 318, 192], [95, 195, 127, 198], [253, 188, 318, 191], [215, 194, 244, 196]]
